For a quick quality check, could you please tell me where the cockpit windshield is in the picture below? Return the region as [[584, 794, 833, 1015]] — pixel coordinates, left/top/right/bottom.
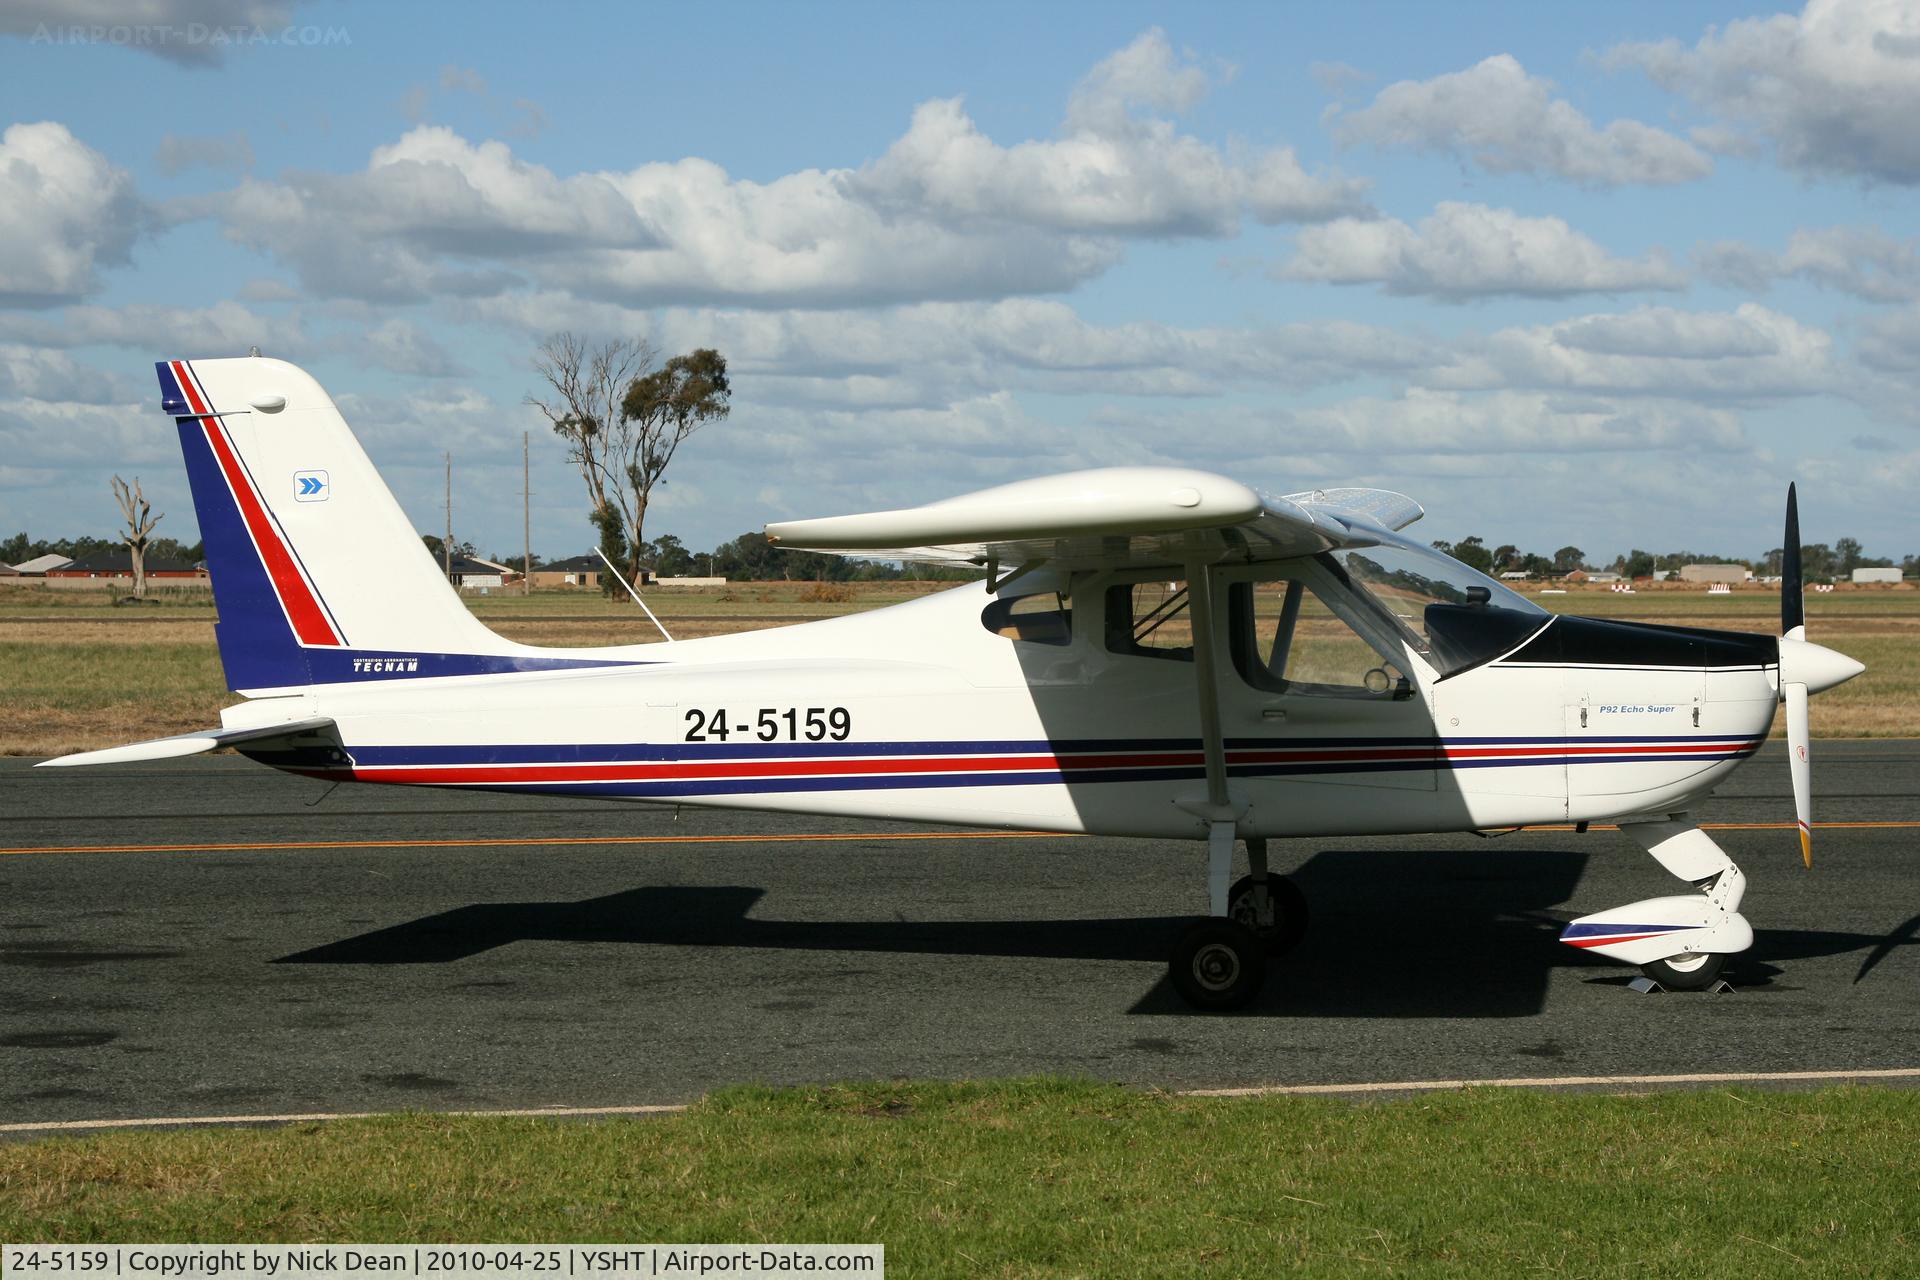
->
[[1323, 541, 1548, 678]]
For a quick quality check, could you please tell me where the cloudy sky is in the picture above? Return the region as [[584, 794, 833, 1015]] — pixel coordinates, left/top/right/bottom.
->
[[3, 0, 1917, 565]]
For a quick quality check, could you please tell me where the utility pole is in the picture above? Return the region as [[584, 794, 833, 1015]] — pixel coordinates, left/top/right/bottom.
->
[[522, 431, 532, 596], [443, 451, 452, 581]]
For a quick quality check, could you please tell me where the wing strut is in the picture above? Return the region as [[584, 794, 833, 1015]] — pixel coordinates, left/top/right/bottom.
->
[[1182, 558, 1243, 916]]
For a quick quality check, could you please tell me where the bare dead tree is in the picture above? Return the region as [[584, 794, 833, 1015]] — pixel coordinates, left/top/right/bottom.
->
[[527, 334, 730, 594], [112, 474, 163, 599]]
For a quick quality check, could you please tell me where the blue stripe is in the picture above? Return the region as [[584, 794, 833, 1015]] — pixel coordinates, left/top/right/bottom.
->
[[1561, 921, 1697, 939], [306, 649, 653, 682]]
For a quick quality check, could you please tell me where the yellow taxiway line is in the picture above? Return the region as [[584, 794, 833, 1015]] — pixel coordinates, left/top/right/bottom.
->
[[1, 820, 1916, 858]]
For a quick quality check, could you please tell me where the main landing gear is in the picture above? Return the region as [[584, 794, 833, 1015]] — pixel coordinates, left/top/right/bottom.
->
[[1169, 834, 1308, 1011]]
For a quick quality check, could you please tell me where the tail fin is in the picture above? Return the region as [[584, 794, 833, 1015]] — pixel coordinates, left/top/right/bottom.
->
[[161, 357, 633, 693]]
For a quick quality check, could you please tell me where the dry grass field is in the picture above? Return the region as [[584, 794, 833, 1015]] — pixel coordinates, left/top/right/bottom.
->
[[1, 580, 1912, 756]]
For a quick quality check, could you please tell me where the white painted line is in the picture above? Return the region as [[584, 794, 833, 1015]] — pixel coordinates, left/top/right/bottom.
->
[[1182, 1066, 1920, 1097], [0, 1102, 686, 1135]]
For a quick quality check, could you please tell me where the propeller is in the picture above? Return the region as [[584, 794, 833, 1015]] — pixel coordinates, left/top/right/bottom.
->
[[1782, 484, 1810, 868], [1775, 483, 1865, 868]]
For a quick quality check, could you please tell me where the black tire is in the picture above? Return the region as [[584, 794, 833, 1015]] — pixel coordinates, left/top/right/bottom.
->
[[1640, 951, 1728, 991], [1227, 874, 1309, 956], [1169, 918, 1266, 1011]]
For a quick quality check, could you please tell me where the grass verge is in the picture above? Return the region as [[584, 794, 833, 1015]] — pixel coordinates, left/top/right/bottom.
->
[[2, 1079, 1915, 1276]]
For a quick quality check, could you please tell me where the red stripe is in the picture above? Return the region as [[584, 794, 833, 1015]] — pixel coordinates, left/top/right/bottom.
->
[[175, 362, 342, 647], [1562, 932, 1674, 948]]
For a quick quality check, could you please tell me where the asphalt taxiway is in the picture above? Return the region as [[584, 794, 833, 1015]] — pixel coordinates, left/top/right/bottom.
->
[[2, 743, 1916, 1128]]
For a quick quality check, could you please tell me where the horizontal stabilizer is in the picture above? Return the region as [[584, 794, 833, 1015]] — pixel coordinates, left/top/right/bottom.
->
[[35, 716, 337, 768]]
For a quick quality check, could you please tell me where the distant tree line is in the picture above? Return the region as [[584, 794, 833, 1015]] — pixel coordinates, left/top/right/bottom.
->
[[2, 532, 204, 565], [11, 525, 1912, 586], [1429, 534, 1913, 582], [485, 531, 980, 583]]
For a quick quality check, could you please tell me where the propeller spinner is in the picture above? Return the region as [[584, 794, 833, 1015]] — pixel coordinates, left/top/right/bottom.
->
[[1775, 483, 1866, 868]]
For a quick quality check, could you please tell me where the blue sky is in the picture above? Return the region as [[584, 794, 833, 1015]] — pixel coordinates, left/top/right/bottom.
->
[[3, 0, 1918, 567]]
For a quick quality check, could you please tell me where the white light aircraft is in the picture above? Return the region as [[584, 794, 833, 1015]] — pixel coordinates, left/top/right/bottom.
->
[[42, 356, 1867, 1009]]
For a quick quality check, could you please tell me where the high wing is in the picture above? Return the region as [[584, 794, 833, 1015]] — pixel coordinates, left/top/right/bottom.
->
[[764, 467, 1422, 571]]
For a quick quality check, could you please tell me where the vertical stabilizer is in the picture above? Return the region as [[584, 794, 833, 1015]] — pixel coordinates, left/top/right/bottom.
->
[[160, 357, 626, 693]]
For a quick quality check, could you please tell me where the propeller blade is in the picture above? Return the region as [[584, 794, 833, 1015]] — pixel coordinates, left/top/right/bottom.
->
[[1782, 482, 1804, 641], [1785, 680, 1812, 868]]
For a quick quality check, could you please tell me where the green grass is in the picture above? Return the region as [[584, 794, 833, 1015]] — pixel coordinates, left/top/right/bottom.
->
[[0, 639, 230, 756], [3, 1080, 1915, 1276]]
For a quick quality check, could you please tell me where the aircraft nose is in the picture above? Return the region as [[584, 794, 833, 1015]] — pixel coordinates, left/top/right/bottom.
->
[[1777, 636, 1866, 695]]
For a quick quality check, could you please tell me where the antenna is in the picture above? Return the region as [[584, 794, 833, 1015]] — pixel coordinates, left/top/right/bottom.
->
[[522, 431, 532, 597], [595, 545, 674, 643], [443, 451, 453, 581]]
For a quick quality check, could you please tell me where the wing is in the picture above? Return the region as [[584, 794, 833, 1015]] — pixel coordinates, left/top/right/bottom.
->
[[764, 467, 1422, 571]]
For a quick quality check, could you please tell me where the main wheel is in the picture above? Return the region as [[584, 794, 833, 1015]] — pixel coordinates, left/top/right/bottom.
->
[[1227, 874, 1309, 956], [1641, 950, 1728, 991], [1169, 918, 1265, 1011]]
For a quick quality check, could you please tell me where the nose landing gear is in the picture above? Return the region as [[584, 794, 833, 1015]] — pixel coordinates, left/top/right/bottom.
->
[[1559, 816, 1752, 987]]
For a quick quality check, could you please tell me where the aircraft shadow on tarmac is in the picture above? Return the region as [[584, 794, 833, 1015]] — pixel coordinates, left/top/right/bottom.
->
[[273, 847, 1914, 1017]]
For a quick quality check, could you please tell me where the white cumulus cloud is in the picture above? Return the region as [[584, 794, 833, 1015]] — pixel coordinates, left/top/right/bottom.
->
[[1331, 54, 1711, 186], [0, 122, 142, 307], [1695, 225, 1920, 302], [1430, 304, 1839, 399], [1277, 202, 1686, 300], [184, 30, 1366, 309], [1610, 0, 1920, 184]]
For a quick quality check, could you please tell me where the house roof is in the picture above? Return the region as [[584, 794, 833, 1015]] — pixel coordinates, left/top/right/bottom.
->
[[58, 550, 199, 573], [11, 554, 73, 574], [537, 554, 604, 572], [447, 553, 502, 576]]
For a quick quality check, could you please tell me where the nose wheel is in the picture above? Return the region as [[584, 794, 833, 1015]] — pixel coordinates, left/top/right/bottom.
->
[[1641, 950, 1728, 991]]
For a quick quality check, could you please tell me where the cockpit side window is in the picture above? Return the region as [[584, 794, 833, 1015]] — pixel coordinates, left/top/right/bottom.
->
[[1105, 579, 1194, 663], [1229, 576, 1410, 699], [981, 590, 1073, 646]]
